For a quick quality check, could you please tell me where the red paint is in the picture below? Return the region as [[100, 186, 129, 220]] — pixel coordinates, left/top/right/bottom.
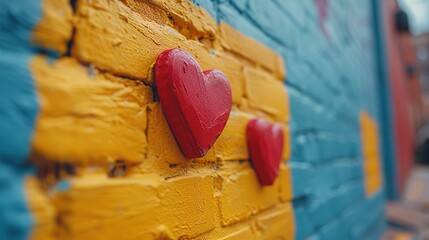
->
[[247, 119, 284, 186], [155, 49, 232, 158]]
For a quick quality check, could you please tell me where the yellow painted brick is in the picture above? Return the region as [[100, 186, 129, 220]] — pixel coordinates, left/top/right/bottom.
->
[[255, 203, 295, 239], [219, 22, 285, 80], [244, 67, 289, 122], [214, 109, 253, 161], [53, 173, 217, 239], [364, 145, 377, 157], [279, 164, 293, 202], [367, 174, 382, 188], [117, 0, 217, 40], [145, 103, 216, 165], [33, 0, 73, 54], [26, 177, 56, 240], [139, 0, 217, 39], [366, 174, 382, 196], [282, 126, 291, 160], [214, 111, 291, 162], [197, 225, 254, 240], [29, 1, 294, 239], [217, 227, 253, 240], [73, 0, 244, 105], [360, 111, 383, 197], [365, 158, 381, 174], [31, 56, 151, 164], [218, 164, 280, 226]]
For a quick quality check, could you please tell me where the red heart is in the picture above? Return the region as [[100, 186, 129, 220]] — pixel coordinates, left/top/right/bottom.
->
[[155, 49, 232, 158], [247, 119, 284, 186]]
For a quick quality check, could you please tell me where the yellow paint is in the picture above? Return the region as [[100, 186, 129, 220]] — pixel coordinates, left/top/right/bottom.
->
[[125, 0, 219, 40], [145, 103, 217, 166], [28, 0, 294, 239], [360, 111, 383, 197], [217, 162, 280, 226], [279, 164, 293, 202], [52, 173, 217, 239], [243, 66, 290, 122], [214, 108, 254, 161], [33, 0, 73, 54], [195, 203, 294, 240], [25, 176, 56, 240], [209, 226, 254, 240], [255, 203, 295, 239], [282, 126, 291, 160], [72, 0, 286, 110], [31, 56, 151, 164], [73, 0, 244, 105]]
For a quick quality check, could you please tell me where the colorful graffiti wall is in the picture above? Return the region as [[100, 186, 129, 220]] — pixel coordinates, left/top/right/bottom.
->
[[0, 0, 385, 239]]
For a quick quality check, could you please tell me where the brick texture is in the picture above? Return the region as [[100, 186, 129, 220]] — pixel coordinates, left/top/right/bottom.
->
[[25, 0, 295, 239], [3, 0, 385, 239]]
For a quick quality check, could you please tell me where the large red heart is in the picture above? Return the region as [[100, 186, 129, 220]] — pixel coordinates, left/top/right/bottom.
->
[[247, 119, 284, 186], [155, 49, 232, 158]]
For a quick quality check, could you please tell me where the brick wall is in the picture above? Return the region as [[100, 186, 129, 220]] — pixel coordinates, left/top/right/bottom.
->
[[0, 0, 385, 239], [205, 0, 386, 239]]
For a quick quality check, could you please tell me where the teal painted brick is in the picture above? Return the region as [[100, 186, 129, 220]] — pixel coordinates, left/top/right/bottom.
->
[[306, 181, 365, 227], [293, 202, 316, 239], [228, 0, 248, 13], [245, 0, 296, 48], [0, 163, 34, 240], [272, 0, 308, 30], [319, 219, 347, 240], [290, 162, 314, 198]]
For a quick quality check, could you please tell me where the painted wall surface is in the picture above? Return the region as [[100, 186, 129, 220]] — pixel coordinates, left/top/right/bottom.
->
[[204, 0, 386, 239], [0, 0, 386, 240]]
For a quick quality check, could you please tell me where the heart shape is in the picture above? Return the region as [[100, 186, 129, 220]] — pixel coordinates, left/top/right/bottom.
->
[[155, 49, 232, 158], [247, 119, 284, 186]]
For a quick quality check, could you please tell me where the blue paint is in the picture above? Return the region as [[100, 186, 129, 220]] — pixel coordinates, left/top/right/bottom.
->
[[292, 199, 315, 239], [0, 163, 34, 240], [0, 50, 40, 166], [52, 180, 71, 193], [0, 0, 44, 239]]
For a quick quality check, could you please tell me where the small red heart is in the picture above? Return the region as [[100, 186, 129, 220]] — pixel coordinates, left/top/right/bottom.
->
[[247, 119, 284, 186], [155, 49, 232, 158]]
